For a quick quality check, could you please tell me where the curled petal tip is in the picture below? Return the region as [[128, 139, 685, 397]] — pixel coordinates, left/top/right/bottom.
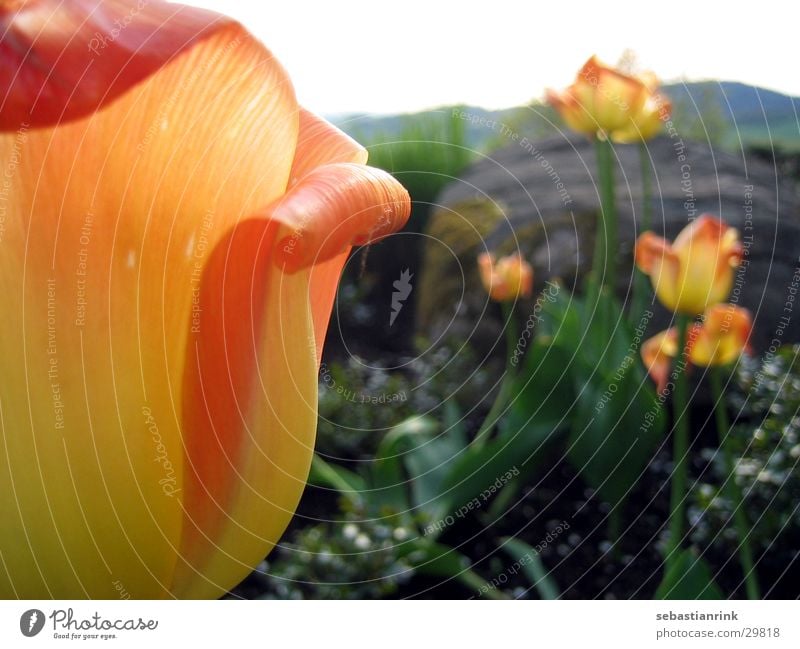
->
[[271, 162, 411, 272]]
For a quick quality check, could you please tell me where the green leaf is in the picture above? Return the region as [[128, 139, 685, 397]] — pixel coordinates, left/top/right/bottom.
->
[[404, 541, 508, 599], [308, 454, 365, 505], [405, 424, 467, 523], [566, 359, 665, 506], [404, 541, 469, 577], [504, 340, 576, 437], [656, 550, 725, 599], [369, 416, 439, 513], [500, 537, 560, 600], [558, 289, 666, 506]]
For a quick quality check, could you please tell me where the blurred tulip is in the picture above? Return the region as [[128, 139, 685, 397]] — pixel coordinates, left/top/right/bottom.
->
[[635, 215, 743, 315], [478, 253, 533, 302], [0, 0, 410, 598], [641, 305, 752, 390], [641, 328, 681, 393], [689, 304, 753, 367], [612, 89, 672, 143], [546, 56, 648, 137]]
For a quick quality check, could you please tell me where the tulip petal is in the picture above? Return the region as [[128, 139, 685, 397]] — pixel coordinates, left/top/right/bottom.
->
[[635, 231, 681, 310], [0, 11, 299, 597], [172, 218, 318, 598], [165, 178, 409, 595], [290, 109, 369, 362], [0, 0, 230, 131], [290, 109, 367, 182], [271, 162, 411, 273], [173, 162, 409, 597], [674, 216, 743, 313]]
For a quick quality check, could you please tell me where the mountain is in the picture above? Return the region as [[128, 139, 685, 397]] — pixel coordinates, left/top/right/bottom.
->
[[330, 81, 800, 153]]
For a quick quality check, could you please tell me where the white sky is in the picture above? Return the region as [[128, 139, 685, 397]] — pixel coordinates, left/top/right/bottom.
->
[[178, 0, 797, 116]]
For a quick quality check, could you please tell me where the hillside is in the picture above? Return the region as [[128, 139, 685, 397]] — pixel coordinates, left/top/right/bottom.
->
[[331, 81, 800, 154]]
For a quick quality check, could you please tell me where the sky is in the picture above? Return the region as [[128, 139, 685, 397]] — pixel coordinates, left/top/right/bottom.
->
[[178, 0, 796, 116]]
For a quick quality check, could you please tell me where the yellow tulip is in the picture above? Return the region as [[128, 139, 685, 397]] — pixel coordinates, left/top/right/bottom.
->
[[547, 56, 648, 137], [612, 90, 672, 143], [635, 215, 743, 315], [0, 0, 410, 598], [478, 253, 534, 302]]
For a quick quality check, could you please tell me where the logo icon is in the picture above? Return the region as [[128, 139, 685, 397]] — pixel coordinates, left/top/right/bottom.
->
[[389, 268, 413, 326], [20, 609, 45, 637]]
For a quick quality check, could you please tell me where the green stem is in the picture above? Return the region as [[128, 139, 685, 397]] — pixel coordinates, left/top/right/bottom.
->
[[473, 301, 518, 449], [638, 140, 653, 233], [709, 367, 761, 599], [666, 314, 691, 569], [589, 136, 618, 300], [458, 568, 510, 600], [630, 142, 653, 324]]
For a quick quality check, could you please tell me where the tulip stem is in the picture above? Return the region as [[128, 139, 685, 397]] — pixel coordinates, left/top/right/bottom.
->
[[590, 136, 618, 300], [473, 302, 518, 449], [666, 313, 691, 570], [630, 142, 653, 325], [709, 367, 761, 599]]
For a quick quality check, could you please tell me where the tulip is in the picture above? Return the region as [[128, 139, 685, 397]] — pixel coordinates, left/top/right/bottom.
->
[[635, 215, 743, 315], [0, 0, 410, 598], [688, 304, 752, 367], [478, 253, 534, 302], [546, 56, 648, 137], [612, 89, 672, 143], [641, 305, 752, 390], [641, 328, 681, 394]]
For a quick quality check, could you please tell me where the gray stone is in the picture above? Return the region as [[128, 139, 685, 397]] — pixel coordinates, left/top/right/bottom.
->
[[418, 133, 800, 353]]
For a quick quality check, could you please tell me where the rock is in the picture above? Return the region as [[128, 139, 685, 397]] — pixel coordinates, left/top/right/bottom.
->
[[417, 133, 800, 353]]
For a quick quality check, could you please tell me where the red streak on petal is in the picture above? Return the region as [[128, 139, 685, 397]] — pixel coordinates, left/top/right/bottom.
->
[[179, 218, 275, 571], [0, 0, 230, 130]]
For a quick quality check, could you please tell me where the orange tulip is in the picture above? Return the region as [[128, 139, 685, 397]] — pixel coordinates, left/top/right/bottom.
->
[[689, 304, 753, 367], [546, 56, 648, 137], [641, 328, 681, 393], [635, 215, 743, 315], [641, 305, 752, 390], [0, 0, 410, 598], [478, 253, 533, 302]]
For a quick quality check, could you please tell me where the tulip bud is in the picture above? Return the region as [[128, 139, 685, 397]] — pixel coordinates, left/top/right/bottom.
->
[[478, 253, 534, 302], [635, 215, 743, 315]]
